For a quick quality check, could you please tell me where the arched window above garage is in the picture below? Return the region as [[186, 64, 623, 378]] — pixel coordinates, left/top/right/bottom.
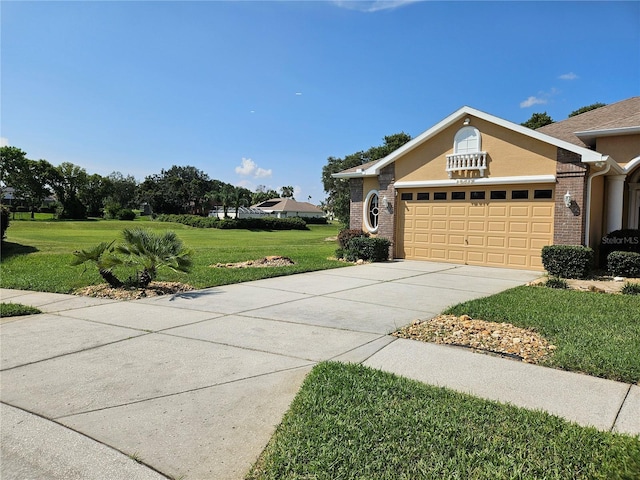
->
[[454, 126, 481, 153], [446, 124, 487, 178]]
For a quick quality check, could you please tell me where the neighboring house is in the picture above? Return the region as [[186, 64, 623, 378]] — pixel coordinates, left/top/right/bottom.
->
[[253, 198, 324, 218], [333, 97, 640, 270], [209, 206, 268, 219]]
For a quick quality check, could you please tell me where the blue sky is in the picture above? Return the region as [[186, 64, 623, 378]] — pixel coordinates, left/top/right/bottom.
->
[[2, 1, 638, 203]]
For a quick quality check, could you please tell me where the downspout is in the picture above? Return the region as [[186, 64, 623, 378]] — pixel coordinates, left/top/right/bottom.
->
[[584, 157, 611, 247]]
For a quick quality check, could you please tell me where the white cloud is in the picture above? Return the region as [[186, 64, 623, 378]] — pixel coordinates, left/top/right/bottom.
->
[[255, 167, 272, 178], [235, 158, 257, 176], [332, 0, 420, 12], [559, 72, 578, 80], [520, 96, 547, 108], [0, 137, 8, 147], [235, 157, 273, 179]]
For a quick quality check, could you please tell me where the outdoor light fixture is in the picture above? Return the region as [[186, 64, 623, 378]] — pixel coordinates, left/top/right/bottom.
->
[[463, 118, 470, 125], [564, 191, 572, 208], [382, 195, 389, 208]]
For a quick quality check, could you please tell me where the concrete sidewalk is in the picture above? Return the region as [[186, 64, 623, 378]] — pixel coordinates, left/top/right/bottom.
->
[[1, 261, 638, 480]]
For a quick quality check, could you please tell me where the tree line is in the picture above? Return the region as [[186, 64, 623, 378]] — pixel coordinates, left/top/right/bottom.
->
[[0, 146, 294, 219]]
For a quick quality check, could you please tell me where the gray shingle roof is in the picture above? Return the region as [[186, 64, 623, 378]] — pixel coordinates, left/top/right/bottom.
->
[[536, 97, 640, 148]]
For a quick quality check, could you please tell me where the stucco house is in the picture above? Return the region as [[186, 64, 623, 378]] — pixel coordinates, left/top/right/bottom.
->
[[253, 198, 324, 219], [333, 97, 640, 270]]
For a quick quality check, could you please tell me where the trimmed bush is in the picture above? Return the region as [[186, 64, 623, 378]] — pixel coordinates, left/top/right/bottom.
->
[[541, 245, 593, 279], [607, 251, 640, 278], [116, 208, 136, 221], [1, 205, 10, 240], [344, 236, 391, 262], [337, 229, 369, 249]]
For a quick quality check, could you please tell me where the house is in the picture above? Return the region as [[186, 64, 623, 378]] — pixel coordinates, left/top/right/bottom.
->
[[252, 198, 324, 219], [209, 206, 268, 219], [333, 97, 640, 270]]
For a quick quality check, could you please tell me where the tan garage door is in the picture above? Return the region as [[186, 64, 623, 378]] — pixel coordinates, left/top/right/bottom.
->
[[396, 186, 555, 270]]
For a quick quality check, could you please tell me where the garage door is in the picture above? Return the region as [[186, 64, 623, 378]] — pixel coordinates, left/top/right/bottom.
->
[[396, 186, 555, 270]]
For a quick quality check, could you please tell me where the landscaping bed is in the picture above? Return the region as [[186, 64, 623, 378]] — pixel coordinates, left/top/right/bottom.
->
[[394, 314, 556, 364], [74, 281, 195, 300]]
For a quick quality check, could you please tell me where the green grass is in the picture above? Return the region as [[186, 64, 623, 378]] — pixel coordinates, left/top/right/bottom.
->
[[248, 362, 640, 480], [445, 286, 640, 384], [1, 219, 345, 293], [0, 302, 42, 317]]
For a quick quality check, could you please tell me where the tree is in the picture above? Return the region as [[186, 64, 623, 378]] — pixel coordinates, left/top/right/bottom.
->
[[0, 147, 54, 218], [521, 112, 554, 129], [232, 186, 253, 217], [252, 185, 279, 205], [280, 185, 295, 199], [568, 103, 606, 117], [79, 173, 112, 217], [47, 162, 89, 219], [322, 132, 411, 226], [139, 166, 212, 215], [106, 171, 138, 209]]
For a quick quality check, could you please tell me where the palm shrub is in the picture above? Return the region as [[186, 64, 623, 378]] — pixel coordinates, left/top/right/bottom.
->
[[71, 228, 192, 288], [116, 228, 192, 287], [71, 241, 123, 288]]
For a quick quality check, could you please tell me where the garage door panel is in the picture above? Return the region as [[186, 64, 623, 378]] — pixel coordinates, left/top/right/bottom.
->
[[488, 222, 506, 232], [431, 234, 447, 244], [508, 237, 528, 249], [431, 220, 446, 230], [397, 187, 554, 270], [509, 206, 529, 216]]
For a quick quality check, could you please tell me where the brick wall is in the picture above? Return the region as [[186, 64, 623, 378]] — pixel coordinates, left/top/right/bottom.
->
[[349, 178, 363, 230], [554, 148, 588, 245], [377, 164, 396, 259]]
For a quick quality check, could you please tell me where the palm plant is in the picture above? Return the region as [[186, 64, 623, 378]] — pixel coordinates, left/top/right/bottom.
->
[[70, 241, 123, 288], [116, 228, 192, 287]]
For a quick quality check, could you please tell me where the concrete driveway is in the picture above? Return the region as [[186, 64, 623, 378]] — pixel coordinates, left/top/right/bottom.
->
[[1, 261, 542, 479]]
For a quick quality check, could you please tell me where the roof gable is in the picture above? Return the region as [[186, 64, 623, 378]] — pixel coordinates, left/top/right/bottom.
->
[[333, 105, 606, 179], [254, 198, 322, 213]]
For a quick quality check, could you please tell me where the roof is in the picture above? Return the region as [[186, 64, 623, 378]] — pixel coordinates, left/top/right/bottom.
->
[[536, 97, 640, 148], [333, 105, 606, 179], [253, 198, 322, 213]]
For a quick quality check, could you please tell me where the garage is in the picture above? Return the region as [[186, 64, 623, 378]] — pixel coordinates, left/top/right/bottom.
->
[[396, 185, 555, 269]]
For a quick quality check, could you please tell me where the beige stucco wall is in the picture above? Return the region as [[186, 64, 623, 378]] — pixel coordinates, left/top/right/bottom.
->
[[395, 116, 558, 183], [596, 134, 640, 165]]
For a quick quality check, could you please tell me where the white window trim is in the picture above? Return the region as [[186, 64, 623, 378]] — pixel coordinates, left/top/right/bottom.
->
[[363, 189, 379, 233], [453, 126, 482, 154]]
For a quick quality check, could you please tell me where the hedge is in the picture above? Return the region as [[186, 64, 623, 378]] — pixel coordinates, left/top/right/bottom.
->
[[342, 236, 391, 262], [155, 214, 308, 230], [541, 245, 594, 279], [607, 251, 640, 278]]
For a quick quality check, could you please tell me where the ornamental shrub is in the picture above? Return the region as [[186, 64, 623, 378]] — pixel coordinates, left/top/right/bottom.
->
[[607, 251, 640, 278], [1, 205, 10, 240], [337, 229, 369, 249], [621, 282, 640, 295], [344, 236, 391, 262], [541, 245, 594, 279], [116, 208, 136, 221]]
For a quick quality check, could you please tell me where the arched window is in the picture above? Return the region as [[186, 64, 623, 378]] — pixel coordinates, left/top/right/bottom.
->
[[364, 190, 379, 233], [454, 126, 481, 154]]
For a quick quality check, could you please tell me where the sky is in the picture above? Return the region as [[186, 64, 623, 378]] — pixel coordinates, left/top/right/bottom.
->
[[2, 1, 639, 204]]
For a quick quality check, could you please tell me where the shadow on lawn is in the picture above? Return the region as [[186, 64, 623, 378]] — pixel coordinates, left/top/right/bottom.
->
[[0, 241, 39, 262]]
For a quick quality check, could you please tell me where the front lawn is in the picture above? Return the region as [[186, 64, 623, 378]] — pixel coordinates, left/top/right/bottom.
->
[[248, 362, 640, 480], [0, 219, 344, 293], [0, 303, 42, 317], [445, 286, 640, 384]]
